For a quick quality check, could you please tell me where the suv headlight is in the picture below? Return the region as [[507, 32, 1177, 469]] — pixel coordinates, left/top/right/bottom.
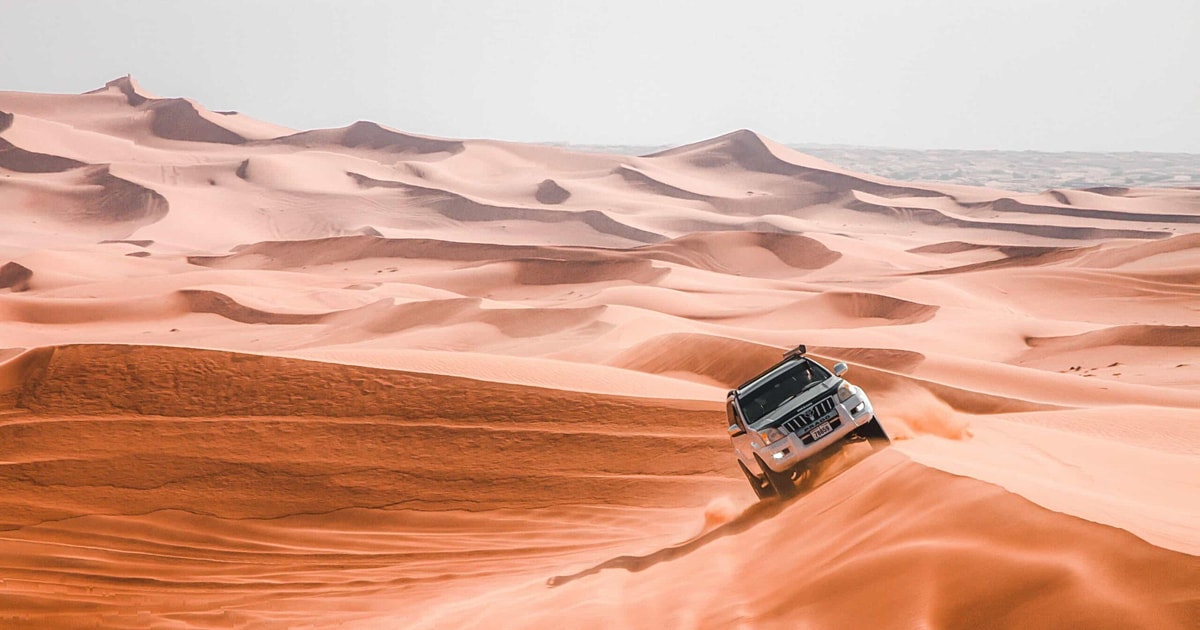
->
[[757, 427, 786, 445], [837, 381, 857, 402]]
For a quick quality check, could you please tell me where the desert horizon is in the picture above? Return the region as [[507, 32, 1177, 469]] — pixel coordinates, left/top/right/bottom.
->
[[0, 75, 1197, 628]]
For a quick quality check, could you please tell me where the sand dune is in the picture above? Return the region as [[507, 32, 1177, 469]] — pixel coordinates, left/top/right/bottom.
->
[[0, 262, 33, 292], [1076, 232, 1200, 269], [607, 333, 784, 387], [706, 290, 938, 330], [614, 164, 716, 201], [276, 120, 465, 155], [1018, 324, 1200, 383], [986, 196, 1200, 225], [813, 345, 926, 372], [641, 231, 843, 276], [345, 172, 668, 245], [189, 231, 841, 282], [178, 289, 367, 325], [821, 291, 940, 323], [534, 178, 571, 204], [84, 75, 293, 145], [0, 293, 189, 324], [3, 348, 1197, 629], [1027, 324, 1200, 351], [0, 163, 168, 238], [648, 129, 941, 199], [534, 454, 1196, 630], [0, 79, 1198, 628], [849, 194, 1173, 241]]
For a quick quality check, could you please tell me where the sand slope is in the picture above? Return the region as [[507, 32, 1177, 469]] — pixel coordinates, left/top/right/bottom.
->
[[0, 79, 1198, 628], [1, 346, 1196, 629]]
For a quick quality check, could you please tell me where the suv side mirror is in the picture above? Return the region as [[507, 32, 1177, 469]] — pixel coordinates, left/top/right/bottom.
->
[[727, 424, 744, 437], [833, 362, 848, 376]]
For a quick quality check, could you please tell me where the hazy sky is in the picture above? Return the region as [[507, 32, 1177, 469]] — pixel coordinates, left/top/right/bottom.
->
[[1, 0, 1197, 152]]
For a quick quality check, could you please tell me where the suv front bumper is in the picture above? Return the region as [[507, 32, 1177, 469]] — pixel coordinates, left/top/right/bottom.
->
[[756, 390, 875, 474]]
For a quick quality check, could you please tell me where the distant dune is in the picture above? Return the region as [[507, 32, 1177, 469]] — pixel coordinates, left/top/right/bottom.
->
[[0, 78, 1197, 629]]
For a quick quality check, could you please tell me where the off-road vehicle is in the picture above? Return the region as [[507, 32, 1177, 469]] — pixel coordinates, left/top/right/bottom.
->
[[726, 345, 889, 499]]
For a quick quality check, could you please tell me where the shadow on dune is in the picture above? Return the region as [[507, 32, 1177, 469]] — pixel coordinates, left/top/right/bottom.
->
[[188, 231, 841, 281], [548, 444, 888, 588], [547, 497, 787, 587], [0, 137, 88, 173], [849, 198, 1172, 242]]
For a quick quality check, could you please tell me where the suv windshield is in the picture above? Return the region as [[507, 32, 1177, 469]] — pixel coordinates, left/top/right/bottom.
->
[[738, 359, 830, 425]]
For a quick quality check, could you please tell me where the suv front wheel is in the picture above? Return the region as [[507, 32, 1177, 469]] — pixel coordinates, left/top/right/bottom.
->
[[755, 454, 798, 499], [739, 460, 775, 500], [855, 416, 891, 449]]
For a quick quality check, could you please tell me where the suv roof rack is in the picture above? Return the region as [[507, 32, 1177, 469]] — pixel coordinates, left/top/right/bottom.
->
[[735, 345, 810, 396], [782, 344, 807, 359]]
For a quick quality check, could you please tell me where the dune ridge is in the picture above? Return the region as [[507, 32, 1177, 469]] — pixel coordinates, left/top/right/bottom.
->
[[189, 231, 842, 283], [849, 197, 1173, 241], [85, 75, 155, 106], [1027, 324, 1200, 352], [275, 120, 465, 155], [10, 344, 709, 421], [648, 129, 944, 200], [984, 196, 1200, 225]]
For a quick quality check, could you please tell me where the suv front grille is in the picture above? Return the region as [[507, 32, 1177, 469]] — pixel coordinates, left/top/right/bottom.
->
[[781, 395, 837, 436]]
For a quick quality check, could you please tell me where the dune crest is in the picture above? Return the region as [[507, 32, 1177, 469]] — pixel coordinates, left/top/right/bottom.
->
[[85, 74, 157, 106], [277, 120, 465, 155], [647, 128, 807, 174]]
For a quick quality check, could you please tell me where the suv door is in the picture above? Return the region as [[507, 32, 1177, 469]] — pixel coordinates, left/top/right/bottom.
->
[[727, 396, 761, 475]]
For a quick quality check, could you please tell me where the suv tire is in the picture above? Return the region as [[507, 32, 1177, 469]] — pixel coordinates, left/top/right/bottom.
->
[[739, 460, 775, 500], [856, 416, 890, 449], [755, 454, 797, 499]]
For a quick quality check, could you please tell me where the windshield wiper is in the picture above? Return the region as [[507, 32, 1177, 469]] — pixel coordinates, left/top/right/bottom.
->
[[776, 381, 822, 408], [800, 380, 823, 393]]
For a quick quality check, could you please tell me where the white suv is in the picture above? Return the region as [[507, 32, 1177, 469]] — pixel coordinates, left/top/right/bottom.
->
[[726, 345, 889, 499]]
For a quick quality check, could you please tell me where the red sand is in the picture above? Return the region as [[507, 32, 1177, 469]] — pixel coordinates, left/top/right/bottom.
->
[[0, 79, 1197, 628]]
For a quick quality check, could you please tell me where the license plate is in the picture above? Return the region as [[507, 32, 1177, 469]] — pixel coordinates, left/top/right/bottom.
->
[[810, 422, 832, 440]]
